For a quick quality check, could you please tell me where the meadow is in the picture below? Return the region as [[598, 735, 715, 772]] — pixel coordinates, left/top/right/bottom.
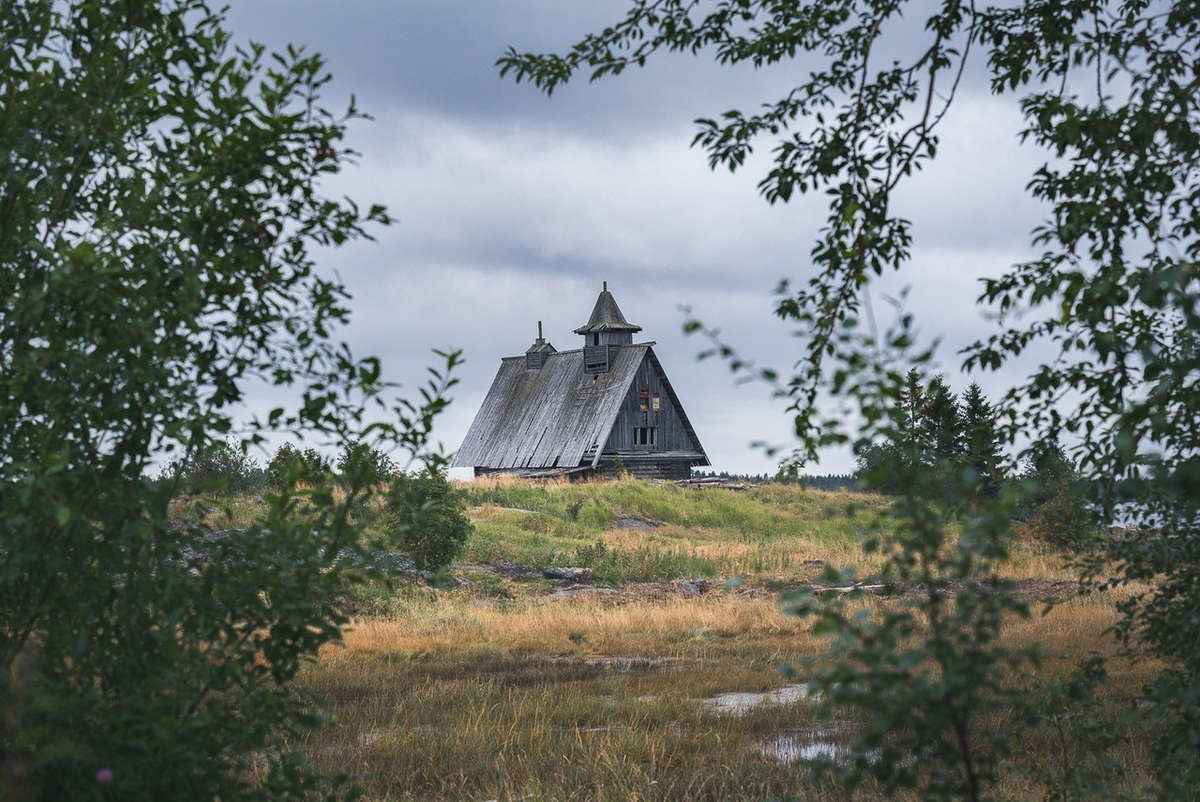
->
[[206, 478, 1157, 800]]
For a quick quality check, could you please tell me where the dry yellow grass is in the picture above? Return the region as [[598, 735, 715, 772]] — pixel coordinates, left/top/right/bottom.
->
[[293, 578, 1158, 801], [336, 594, 813, 662]]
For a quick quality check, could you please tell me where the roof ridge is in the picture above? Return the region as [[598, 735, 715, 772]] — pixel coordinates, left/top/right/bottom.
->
[[500, 342, 655, 360]]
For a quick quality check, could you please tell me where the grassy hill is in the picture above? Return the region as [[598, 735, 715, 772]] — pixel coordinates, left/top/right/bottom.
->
[[454, 477, 1073, 588], [185, 475, 1076, 599], [460, 478, 890, 584]]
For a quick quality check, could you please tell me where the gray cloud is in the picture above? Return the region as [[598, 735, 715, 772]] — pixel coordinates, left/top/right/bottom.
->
[[220, 1, 1053, 476]]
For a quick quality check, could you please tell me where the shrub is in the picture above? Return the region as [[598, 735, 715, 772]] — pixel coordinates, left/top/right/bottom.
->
[[267, 443, 332, 486], [384, 468, 473, 570], [336, 441, 397, 485], [162, 439, 265, 494], [1014, 442, 1093, 549]]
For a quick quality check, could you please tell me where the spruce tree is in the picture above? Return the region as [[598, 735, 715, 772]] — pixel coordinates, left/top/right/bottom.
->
[[925, 376, 963, 464], [960, 383, 1002, 498]]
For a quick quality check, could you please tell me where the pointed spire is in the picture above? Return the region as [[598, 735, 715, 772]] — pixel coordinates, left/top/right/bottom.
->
[[573, 283, 642, 334]]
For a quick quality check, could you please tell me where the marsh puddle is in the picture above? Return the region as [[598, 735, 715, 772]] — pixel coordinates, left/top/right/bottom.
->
[[760, 731, 849, 763], [701, 683, 812, 714], [700, 684, 856, 765]]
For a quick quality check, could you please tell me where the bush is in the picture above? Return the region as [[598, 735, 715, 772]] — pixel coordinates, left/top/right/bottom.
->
[[336, 441, 397, 485], [163, 439, 265, 493], [267, 442, 332, 486], [1013, 442, 1093, 549], [384, 468, 473, 570]]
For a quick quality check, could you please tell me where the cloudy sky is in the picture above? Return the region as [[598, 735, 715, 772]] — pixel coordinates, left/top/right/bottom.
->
[[221, 0, 1049, 476]]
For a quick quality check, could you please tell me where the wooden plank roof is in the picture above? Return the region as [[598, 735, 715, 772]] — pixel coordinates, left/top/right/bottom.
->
[[453, 344, 655, 471]]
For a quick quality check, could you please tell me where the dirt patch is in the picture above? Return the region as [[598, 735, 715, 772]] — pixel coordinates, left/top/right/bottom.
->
[[1011, 578, 1085, 602]]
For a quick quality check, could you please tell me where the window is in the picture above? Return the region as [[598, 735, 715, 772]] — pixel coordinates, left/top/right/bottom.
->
[[634, 427, 657, 446]]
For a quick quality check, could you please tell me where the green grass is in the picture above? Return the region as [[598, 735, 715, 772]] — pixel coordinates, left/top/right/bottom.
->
[[178, 476, 1078, 588], [462, 478, 887, 540], [459, 478, 897, 584]]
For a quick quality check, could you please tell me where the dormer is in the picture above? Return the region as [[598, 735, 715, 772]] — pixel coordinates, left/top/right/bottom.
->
[[524, 321, 556, 370]]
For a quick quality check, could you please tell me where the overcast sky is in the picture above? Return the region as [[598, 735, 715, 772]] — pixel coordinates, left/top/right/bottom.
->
[[221, 1, 1049, 477]]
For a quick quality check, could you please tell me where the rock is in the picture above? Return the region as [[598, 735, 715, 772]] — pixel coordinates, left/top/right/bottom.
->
[[543, 567, 595, 585], [675, 578, 712, 597], [550, 587, 619, 599]]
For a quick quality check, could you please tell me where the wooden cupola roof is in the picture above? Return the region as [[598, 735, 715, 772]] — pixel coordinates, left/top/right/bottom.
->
[[573, 281, 642, 334]]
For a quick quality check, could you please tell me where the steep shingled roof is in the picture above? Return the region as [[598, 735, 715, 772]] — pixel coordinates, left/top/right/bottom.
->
[[452, 344, 653, 471]]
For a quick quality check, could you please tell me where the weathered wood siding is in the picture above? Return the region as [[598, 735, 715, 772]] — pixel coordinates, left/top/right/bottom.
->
[[602, 352, 700, 454], [596, 453, 700, 480]]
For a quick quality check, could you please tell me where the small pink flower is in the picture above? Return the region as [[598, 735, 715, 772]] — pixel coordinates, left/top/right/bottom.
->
[[95, 767, 115, 785]]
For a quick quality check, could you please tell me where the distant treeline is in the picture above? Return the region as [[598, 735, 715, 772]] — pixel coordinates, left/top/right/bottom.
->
[[797, 474, 861, 492], [693, 470, 771, 483], [692, 470, 860, 491]]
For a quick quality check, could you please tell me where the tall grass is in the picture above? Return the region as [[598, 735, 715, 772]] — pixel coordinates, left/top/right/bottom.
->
[[293, 586, 1154, 800]]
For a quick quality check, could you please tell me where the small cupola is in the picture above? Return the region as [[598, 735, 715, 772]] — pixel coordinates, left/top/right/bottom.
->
[[574, 282, 640, 375], [574, 281, 641, 345], [524, 321, 556, 370]]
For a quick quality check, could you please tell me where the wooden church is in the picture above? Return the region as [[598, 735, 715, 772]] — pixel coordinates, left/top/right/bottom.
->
[[452, 284, 709, 480]]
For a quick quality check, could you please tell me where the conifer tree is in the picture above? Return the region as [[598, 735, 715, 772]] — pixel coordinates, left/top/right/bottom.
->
[[960, 383, 1002, 498], [925, 375, 963, 464]]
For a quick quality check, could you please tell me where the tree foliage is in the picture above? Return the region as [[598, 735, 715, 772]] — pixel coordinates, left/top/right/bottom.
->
[[163, 438, 266, 493], [859, 371, 1003, 499], [267, 442, 333, 487], [336, 441, 398, 486], [960, 382, 1002, 499], [1013, 439, 1093, 548], [1, 1, 457, 798], [502, 0, 1200, 795]]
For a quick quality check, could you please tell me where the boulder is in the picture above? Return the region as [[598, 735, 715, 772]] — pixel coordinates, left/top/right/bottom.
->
[[543, 567, 595, 585]]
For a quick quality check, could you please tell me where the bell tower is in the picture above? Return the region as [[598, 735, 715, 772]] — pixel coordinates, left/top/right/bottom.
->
[[574, 282, 641, 375]]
